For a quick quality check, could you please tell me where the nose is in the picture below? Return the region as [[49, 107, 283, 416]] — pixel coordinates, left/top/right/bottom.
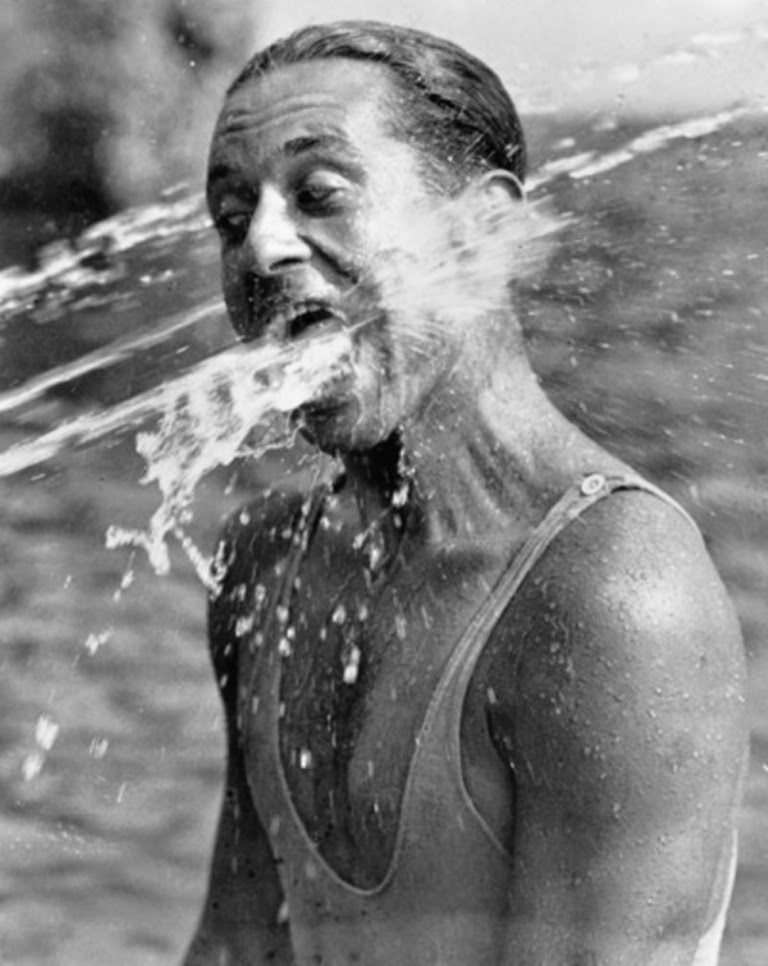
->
[[246, 185, 311, 276]]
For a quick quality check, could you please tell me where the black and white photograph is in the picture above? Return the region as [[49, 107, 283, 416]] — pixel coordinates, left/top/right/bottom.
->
[[1, 2, 767, 963]]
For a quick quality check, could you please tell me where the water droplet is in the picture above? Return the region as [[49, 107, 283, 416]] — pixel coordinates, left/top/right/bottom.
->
[[343, 645, 361, 684], [35, 714, 59, 751], [235, 614, 254, 637], [88, 737, 109, 759], [299, 748, 313, 769], [84, 627, 113, 656], [21, 752, 44, 782], [394, 614, 407, 640], [332, 604, 347, 624], [276, 604, 290, 625]]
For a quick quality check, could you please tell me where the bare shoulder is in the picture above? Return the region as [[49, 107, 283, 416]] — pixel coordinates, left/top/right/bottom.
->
[[536, 485, 744, 683], [483, 486, 748, 952], [488, 484, 747, 828]]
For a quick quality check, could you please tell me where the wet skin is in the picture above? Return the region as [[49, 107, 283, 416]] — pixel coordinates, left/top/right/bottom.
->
[[187, 59, 748, 966], [206, 59, 462, 454]]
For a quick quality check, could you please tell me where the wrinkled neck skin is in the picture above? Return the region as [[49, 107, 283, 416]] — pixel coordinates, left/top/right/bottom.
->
[[343, 309, 614, 561]]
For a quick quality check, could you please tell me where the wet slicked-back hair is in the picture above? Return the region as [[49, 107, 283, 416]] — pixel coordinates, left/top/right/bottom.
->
[[227, 20, 526, 194]]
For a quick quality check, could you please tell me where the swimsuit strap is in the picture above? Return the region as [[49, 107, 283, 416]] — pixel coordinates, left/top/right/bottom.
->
[[240, 482, 331, 754], [423, 471, 699, 752]]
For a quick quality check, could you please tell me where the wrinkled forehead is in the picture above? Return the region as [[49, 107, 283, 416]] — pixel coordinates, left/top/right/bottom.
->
[[210, 59, 398, 162]]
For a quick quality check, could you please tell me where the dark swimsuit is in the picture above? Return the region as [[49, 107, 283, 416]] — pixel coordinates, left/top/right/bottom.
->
[[241, 473, 731, 966]]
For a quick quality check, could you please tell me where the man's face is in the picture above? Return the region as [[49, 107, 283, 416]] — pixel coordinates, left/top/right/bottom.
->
[[207, 59, 460, 452]]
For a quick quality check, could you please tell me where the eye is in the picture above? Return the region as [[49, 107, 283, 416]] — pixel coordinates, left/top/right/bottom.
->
[[214, 208, 252, 244], [295, 170, 351, 215]]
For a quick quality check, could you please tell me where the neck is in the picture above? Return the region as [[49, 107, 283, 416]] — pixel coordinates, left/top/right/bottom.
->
[[343, 345, 614, 557]]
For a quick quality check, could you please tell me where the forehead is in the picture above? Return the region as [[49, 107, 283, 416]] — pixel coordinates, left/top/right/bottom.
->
[[210, 59, 399, 167]]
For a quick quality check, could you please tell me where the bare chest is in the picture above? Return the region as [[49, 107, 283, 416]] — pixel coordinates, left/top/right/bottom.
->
[[244, 531, 500, 886]]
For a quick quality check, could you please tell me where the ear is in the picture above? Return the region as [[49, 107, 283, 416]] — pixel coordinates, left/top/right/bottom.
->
[[462, 168, 525, 232]]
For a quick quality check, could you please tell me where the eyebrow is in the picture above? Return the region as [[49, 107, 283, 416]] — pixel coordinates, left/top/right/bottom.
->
[[283, 133, 354, 158], [208, 131, 365, 190]]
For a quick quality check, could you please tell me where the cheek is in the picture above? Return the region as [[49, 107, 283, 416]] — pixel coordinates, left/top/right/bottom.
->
[[220, 251, 252, 335]]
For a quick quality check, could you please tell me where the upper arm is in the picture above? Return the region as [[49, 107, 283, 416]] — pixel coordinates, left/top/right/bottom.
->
[[185, 494, 304, 964], [490, 490, 747, 964]]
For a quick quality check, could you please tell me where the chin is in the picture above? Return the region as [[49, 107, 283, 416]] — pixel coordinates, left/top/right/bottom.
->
[[294, 400, 392, 456]]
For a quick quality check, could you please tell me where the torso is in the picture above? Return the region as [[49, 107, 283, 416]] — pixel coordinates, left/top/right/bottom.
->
[[232, 485, 519, 888], [208, 468, 742, 966]]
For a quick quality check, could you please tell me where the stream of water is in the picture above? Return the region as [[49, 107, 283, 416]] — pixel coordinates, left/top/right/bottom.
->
[[1, 98, 768, 963]]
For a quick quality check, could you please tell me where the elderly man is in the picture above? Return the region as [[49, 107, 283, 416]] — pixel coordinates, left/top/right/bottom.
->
[[185, 20, 747, 966]]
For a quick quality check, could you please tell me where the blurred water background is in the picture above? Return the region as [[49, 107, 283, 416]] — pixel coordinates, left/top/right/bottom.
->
[[1, 2, 768, 963]]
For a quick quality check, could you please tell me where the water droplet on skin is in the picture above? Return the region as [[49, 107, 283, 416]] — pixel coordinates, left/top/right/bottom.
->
[[352, 531, 366, 550], [35, 714, 59, 751], [394, 614, 407, 640], [368, 543, 384, 572], [278, 637, 292, 658], [277, 900, 289, 924], [299, 748, 313, 769], [235, 614, 254, 637], [84, 627, 113, 656], [343, 645, 361, 684], [276, 604, 290, 625], [89, 737, 109, 759], [254, 583, 267, 606], [332, 604, 347, 624], [22, 752, 44, 782], [391, 482, 410, 507]]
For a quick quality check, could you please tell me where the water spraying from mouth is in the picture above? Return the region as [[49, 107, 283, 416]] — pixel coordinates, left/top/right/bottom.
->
[[101, 327, 354, 587], [0, 188, 563, 587]]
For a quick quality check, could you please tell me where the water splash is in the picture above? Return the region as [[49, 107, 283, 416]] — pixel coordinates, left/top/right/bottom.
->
[[100, 328, 355, 587], [0, 104, 762, 593]]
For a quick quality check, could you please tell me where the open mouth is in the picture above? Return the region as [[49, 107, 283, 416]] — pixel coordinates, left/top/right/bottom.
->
[[270, 301, 344, 340]]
